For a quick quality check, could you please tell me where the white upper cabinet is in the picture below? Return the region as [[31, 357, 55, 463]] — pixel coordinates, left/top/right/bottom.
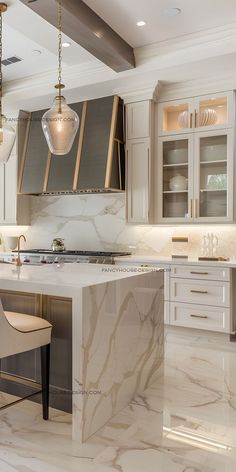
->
[[157, 134, 194, 223], [156, 129, 234, 223], [126, 100, 154, 224], [156, 90, 235, 224], [158, 92, 234, 136], [126, 101, 151, 139], [158, 98, 194, 136], [193, 129, 233, 223], [126, 89, 235, 225], [126, 139, 151, 224], [194, 92, 233, 132]]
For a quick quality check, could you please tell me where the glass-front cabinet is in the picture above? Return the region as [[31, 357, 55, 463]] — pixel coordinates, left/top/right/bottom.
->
[[195, 93, 231, 131], [157, 130, 233, 223], [193, 130, 233, 222], [158, 92, 233, 136], [157, 135, 194, 223], [158, 99, 193, 135]]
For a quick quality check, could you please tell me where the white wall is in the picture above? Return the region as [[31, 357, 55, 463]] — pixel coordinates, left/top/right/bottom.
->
[[1, 193, 236, 258]]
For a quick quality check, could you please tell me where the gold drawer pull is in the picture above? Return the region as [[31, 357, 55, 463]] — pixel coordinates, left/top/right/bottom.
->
[[190, 271, 209, 275], [190, 314, 208, 319], [190, 289, 208, 294]]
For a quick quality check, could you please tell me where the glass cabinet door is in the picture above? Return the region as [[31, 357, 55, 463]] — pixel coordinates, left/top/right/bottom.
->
[[158, 99, 193, 135], [194, 131, 233, 221], [158, 136, 193, 222], [194, 92, 232, 130]]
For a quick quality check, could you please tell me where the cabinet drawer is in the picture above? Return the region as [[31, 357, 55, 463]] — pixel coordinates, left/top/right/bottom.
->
[[170, 278, 230, 307], [171, 264, 230, 281], [170, 302, 231, 333]]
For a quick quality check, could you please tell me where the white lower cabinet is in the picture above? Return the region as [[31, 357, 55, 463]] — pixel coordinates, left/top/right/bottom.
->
[[169, 264, 232, 333], [170, 303, 231, 333], [170, 278, 230, 307], [170, 264, 230, 281], [115, 260, 232, 333]]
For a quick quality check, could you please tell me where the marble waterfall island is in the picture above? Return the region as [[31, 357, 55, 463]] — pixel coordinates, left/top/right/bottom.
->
[[0, 263, 164, 442]]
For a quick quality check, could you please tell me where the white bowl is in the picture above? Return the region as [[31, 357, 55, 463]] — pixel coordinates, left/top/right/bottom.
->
[[169, 174, 188, 191], [5, 236, 18, 251], [201, 144, 227, 161], [165, 148, 188, 164]]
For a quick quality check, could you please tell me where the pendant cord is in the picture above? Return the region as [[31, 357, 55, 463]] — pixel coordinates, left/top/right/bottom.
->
[[0, 10, 2, 129], [58, 0, 62, 111]]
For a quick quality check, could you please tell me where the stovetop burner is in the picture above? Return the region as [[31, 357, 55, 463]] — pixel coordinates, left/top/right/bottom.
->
[[16, 249, 131, 257]]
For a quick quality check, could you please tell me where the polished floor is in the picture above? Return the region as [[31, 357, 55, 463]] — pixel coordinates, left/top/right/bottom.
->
[[0, 327, 236, 471]]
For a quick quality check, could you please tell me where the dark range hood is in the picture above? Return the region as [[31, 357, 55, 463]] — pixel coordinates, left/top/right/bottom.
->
[[17, 96, 125, 195]]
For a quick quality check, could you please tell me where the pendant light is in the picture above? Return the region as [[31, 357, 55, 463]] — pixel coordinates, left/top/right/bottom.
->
[[42, 0, 79, 155], [0, 3, 16, 164]]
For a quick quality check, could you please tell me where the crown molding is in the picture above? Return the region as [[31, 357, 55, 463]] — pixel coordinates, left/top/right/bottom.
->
[[115, 81, 160, 103], [158, 74, 236, 102], [4, 60, 114, 97], [4, 21, 236, 105], [135, 22, 236, 69]]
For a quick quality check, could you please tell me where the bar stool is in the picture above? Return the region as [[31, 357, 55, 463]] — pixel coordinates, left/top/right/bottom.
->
[[0, 300, 52, 420]]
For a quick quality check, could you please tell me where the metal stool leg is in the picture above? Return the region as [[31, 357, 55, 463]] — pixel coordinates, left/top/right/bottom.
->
[[40, 344, 50, 420]]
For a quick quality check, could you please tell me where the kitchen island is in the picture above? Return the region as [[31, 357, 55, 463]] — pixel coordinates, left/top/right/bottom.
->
[[0, 263, 164, 442]]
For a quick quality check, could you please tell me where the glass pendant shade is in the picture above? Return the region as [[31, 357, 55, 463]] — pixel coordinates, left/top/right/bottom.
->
[[0, 115, 16, 163], [42, 96, 79, 155]]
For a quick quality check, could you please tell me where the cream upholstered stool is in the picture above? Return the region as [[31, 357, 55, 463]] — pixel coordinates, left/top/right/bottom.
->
[[0, 300, 52, 420]]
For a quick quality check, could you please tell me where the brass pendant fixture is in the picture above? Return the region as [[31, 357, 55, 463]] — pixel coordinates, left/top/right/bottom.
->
[[0, 2, 16, 163], [42, 0, 79, 155]]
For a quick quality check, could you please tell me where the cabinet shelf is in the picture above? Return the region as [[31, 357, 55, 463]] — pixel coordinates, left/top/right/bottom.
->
[[163, 190, 188, 194], [163, 163, 188, 168], [200, 160, 227, 165], [200, 188, 227, 192]]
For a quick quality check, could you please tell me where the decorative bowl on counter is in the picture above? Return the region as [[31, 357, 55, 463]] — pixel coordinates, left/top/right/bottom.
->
[[169, 174, 188, 191]]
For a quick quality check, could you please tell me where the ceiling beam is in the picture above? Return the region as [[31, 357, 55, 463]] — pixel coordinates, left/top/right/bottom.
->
[[19, 0, 135, 72]]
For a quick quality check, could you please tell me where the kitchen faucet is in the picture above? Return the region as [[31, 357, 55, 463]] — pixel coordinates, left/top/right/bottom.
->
[[15, 235, 26, 267]]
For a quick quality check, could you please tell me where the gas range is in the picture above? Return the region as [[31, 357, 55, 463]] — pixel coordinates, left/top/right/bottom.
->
[[10, 250, 131, 265]]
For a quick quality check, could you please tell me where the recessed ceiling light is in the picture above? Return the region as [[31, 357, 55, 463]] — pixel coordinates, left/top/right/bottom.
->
[[32, 49, 42, 56], [164, 8, 181, 17], [62, 42, 71, 48], [136, 20, 147, 27]]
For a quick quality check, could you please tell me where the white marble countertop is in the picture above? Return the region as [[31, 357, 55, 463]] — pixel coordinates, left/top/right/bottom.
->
[[0, 262, 159, 297], [115, 255, 236, 268]]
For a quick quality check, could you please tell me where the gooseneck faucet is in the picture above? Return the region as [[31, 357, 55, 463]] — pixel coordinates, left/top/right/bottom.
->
[[15, 234, 26, 267]]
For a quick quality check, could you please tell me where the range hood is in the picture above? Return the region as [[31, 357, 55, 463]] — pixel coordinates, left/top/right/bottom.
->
[[18, 96, 125, 195]]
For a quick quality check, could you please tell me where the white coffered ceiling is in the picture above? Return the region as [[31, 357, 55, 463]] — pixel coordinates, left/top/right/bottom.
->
[[83, 0, 236, 47], [3, 0, 236, 110], [2, 0, 99, 82]]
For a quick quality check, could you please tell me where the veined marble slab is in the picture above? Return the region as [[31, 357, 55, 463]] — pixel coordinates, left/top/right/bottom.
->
[[0, 263, 164, 443], [79, 271, 164, 441]]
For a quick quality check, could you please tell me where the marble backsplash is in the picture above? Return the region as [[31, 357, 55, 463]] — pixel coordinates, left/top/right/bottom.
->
[[1, 193, 236, 258]]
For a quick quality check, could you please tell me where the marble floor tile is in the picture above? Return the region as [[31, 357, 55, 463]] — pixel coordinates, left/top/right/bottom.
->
[[1, 327, 236, 471]]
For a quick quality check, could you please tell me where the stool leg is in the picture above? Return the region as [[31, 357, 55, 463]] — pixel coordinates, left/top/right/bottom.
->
[[40, 344, 50, 420]]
